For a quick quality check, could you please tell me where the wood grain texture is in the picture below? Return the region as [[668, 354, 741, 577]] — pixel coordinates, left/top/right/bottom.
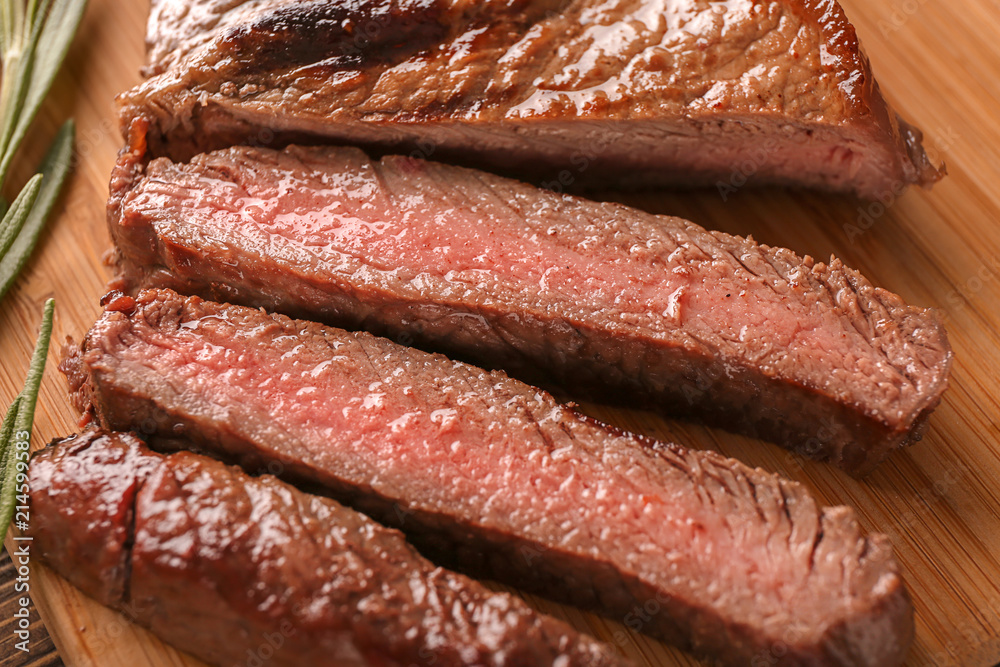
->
[[1, 0, 998, 665], [0, 549, 62, 666]]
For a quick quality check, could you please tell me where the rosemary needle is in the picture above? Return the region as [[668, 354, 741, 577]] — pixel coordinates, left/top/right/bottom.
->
[[0, 298, 54, 541]]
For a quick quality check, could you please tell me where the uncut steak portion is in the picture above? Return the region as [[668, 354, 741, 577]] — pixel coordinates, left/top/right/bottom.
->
[[125, 0, 943, 198], [109, 141, 952, 475], [28, 429, 627, 667], [64, 288, 915, 667]]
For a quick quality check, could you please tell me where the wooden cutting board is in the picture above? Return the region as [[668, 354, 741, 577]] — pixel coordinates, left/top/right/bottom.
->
[[2, 1, 999, 665]]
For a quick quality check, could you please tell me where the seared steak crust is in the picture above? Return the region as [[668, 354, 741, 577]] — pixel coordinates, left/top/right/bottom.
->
[[28, 429, 627, 667], [64, 288, 914, 666], [217, 0, 448, 75], [109, 139, 952, 474], [129, 0, 942, 197]]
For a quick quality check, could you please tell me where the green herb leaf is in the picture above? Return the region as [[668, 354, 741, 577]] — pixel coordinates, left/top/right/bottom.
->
[[13, 298, 54, 437], [0, 172, 41, 257], [0, 119, 74, 303], [0, 0, 84, 305], [0, 0, 87, 182], [0, 398, 23, 499], [0, 297, 54, 544], [0, 12, 36, 184]]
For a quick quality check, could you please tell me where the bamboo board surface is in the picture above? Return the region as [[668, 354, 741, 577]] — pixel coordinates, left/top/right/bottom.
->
[[2, 0, 999, 665]]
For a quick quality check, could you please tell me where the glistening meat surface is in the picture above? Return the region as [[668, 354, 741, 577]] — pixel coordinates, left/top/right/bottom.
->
[[110, 142, 953, 474], [63, 288, 914, 666], [27, 430, 626, 667], [125, 0, 943, 197]]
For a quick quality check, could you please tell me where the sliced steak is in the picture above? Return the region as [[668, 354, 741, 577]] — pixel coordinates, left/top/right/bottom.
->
[[63, 288, 914, 667], [124, 0, 942, 198], [28, 429, 626, 667], [109, 139, 952, 474]]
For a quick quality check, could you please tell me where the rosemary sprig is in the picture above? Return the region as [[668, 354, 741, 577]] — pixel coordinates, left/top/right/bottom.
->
[[0, 0, 86, 541], [0, 0, 87, 184], [0, 298, 54, 543], [0, 0, 86, 301]]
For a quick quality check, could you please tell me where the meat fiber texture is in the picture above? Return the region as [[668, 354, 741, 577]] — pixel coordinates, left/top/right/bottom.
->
[[27, 429, 627, 667], [108, 139, 952, 475], [122, 0, 943, 198], [63, 288, 915, 667]]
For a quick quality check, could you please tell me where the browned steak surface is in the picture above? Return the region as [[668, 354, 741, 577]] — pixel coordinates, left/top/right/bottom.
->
[[109, 140, 952, 475], [27, 429, 627, 667], [128, 0, 942, 198], [63, 288, 914, 666]]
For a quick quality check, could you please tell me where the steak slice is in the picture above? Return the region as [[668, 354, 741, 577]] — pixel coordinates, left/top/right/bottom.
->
[[63, 288, 915, 667], [109, 139, 952, 475], [123, 0, 943, 198], [28, 429, 627, 667]]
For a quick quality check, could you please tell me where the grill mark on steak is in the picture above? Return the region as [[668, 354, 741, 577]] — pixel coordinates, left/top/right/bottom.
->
[[129, 0, 942, 197], [28, 429, 628, 667], [120, 477, 138, 607], [65, 288, 914, 666], [24, 432, 157, 607], [108, 142, 952, 474], [217, 0, 449, 75]]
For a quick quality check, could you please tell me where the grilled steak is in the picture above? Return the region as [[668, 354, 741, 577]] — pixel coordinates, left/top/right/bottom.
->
[[28, 429, 626, 667], [109, 139, 952, 474], [124, 0, 943, 198], [63, 288, 915, 667]]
